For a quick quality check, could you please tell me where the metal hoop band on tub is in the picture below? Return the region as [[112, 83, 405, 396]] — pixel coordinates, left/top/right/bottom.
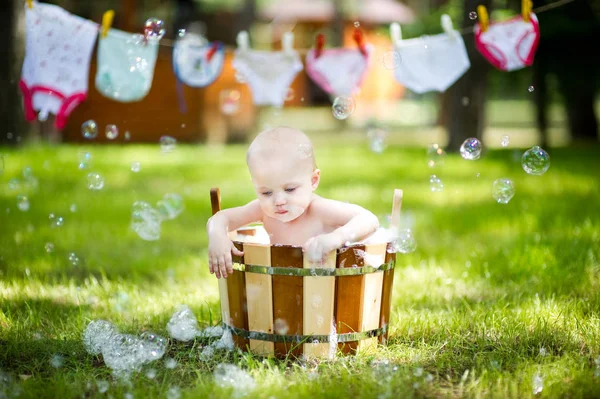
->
[[223, 323, 388, 344], [230, 260, 395, 277]]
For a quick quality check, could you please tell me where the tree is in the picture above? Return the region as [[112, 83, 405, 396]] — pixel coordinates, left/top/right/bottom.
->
[[443, 0, 493, 152], [533, 0, 600, 145], [0, 0, 25, 146]]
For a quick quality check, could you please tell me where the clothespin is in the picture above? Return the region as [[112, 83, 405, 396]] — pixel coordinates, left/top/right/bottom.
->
[[237, 31, 250, 51], [522, 0, 533, 22], [26, 0, 33, 9], [206, 42, 219, 61], [477, 5, 489, 32], [353, 28, 367, 57], [314, 33, 325, 58], [101, 10, 114, 39], [390, 22, 402, 45], [282, 32, 294, 54], [441, 14, 456, 38]]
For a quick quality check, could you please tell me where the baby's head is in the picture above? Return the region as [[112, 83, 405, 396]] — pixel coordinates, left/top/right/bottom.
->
[[246, 126, 320, 222]]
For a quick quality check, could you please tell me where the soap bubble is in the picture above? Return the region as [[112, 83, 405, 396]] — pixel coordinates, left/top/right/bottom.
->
[[131, 162, 141, 173], [528, 85, 535, 93], [167, 387, 181, 399], [274, 318, 289, 335], [460, 138, 482, 160], [429, 175, 444, 192], [45, 242, 54, 253], [492, 178, 515, 204], [78, 151, 92, 170], [49, 214, 64, 228], [97, 380, 110, 394], [8, 178, 20, 190], [156, 193, 184, 220], [81, 120, 98, 139], [532, 373, 543, 395], [381, 51, 401, 69], [84, 320, 118, 355], [160, 136, 177, 153], [177, 29, 186, 38], [354, 21, 360, 27], [167, 305, 200, 342], [367, 127, 387, 154], [22, 166, 33, 178], [68, 252, 80, 266], [70, 203, 77, 212], [219, 90, 241, 115], [521, 146, 550, 175], [392, 228, 417, 254], [469, 11, 477, 20], [501, 135, 510, 147], [17, 195, 30, 212], [145, 368, 157, 379], [87, 173, 105, 190], [285, 88, 295, 101], [234, 72, 246, 84], [124, 131, 131, 141], [427, 144, 445, 168], [50, 354, 64, 368], [332, 96, 355, 120], [214, 364, 256, 393], [164, 358, 178, 369], [144, 18, 165, 40], [131, 201, 161, 241], [105, 124, 119, 140]]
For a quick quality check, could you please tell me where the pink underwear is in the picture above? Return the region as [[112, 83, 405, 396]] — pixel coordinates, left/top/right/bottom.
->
[[305, 30, 372, 97], [20, 3, 98, 129], [19, 82, 87, 129], [474, 13, 540, 72]]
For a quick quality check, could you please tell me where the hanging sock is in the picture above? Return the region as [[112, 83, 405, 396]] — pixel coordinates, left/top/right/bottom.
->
[[232, 31, 303, 107], [173, 35, 225, 88], [305, 29, 372, 97], [390, 15, 470, 94], [173, 33, 225, 113], [20, 2, 98, 129], [474, 7, 540, 72], [95, 28, 160, 102]]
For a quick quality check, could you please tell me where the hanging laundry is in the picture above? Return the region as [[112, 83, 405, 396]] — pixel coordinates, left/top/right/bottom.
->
[[232, 31, 303, 107], [474, 8, 540, 72], [173, 34, 225, 88], [390, 15, 470, 94], [20, 2, 98, 129], [95, 28, 160, 102], [305, 29, 373, 98]]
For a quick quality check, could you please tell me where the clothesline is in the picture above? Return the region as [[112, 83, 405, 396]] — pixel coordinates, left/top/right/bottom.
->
[[152, 0, 578, 51]]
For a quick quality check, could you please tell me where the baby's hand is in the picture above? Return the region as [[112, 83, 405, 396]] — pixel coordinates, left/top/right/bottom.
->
[[302, 233, 340, 264], [208, 234, 244, 279]]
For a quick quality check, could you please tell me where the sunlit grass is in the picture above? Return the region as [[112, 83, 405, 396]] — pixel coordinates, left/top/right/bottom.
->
[[1, 142, 600, 398]]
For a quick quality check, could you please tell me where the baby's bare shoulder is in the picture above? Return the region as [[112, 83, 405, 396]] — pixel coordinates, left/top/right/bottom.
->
[[309, 195, 363, 217]]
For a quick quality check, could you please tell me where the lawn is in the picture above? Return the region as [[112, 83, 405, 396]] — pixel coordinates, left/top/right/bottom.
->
[[1, 141, 599, 398]]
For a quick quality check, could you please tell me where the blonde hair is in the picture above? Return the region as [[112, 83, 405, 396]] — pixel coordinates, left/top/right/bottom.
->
[[246, 126, 317, 170]]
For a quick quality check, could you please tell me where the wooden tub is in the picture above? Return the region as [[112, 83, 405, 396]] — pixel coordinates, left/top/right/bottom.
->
[[210, 188, 402, 358]]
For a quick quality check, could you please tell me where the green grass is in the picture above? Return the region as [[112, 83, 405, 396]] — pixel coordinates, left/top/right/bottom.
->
[[1, 142, 599, 398]]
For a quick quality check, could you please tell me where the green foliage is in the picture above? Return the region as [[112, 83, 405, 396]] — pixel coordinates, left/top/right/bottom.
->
[[1, 142, 600, 397]]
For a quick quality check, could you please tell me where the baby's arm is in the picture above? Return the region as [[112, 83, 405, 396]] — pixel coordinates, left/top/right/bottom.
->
[[207, 199, 263, 278], [303, 198, 379, 262]]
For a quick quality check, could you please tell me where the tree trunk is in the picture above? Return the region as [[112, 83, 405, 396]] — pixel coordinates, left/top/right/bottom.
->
[[444, 0, 492, 152], [0, 0, 25, 146]]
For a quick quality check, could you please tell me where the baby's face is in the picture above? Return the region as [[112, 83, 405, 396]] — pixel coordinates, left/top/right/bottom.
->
[[249, 155, 319, 223]]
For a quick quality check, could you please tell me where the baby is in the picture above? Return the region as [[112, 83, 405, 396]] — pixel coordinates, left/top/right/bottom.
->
[[207, 126, 379, 279]]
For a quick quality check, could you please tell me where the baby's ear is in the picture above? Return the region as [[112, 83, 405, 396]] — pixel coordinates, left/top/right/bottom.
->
[[311, 169, 321, 190]]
